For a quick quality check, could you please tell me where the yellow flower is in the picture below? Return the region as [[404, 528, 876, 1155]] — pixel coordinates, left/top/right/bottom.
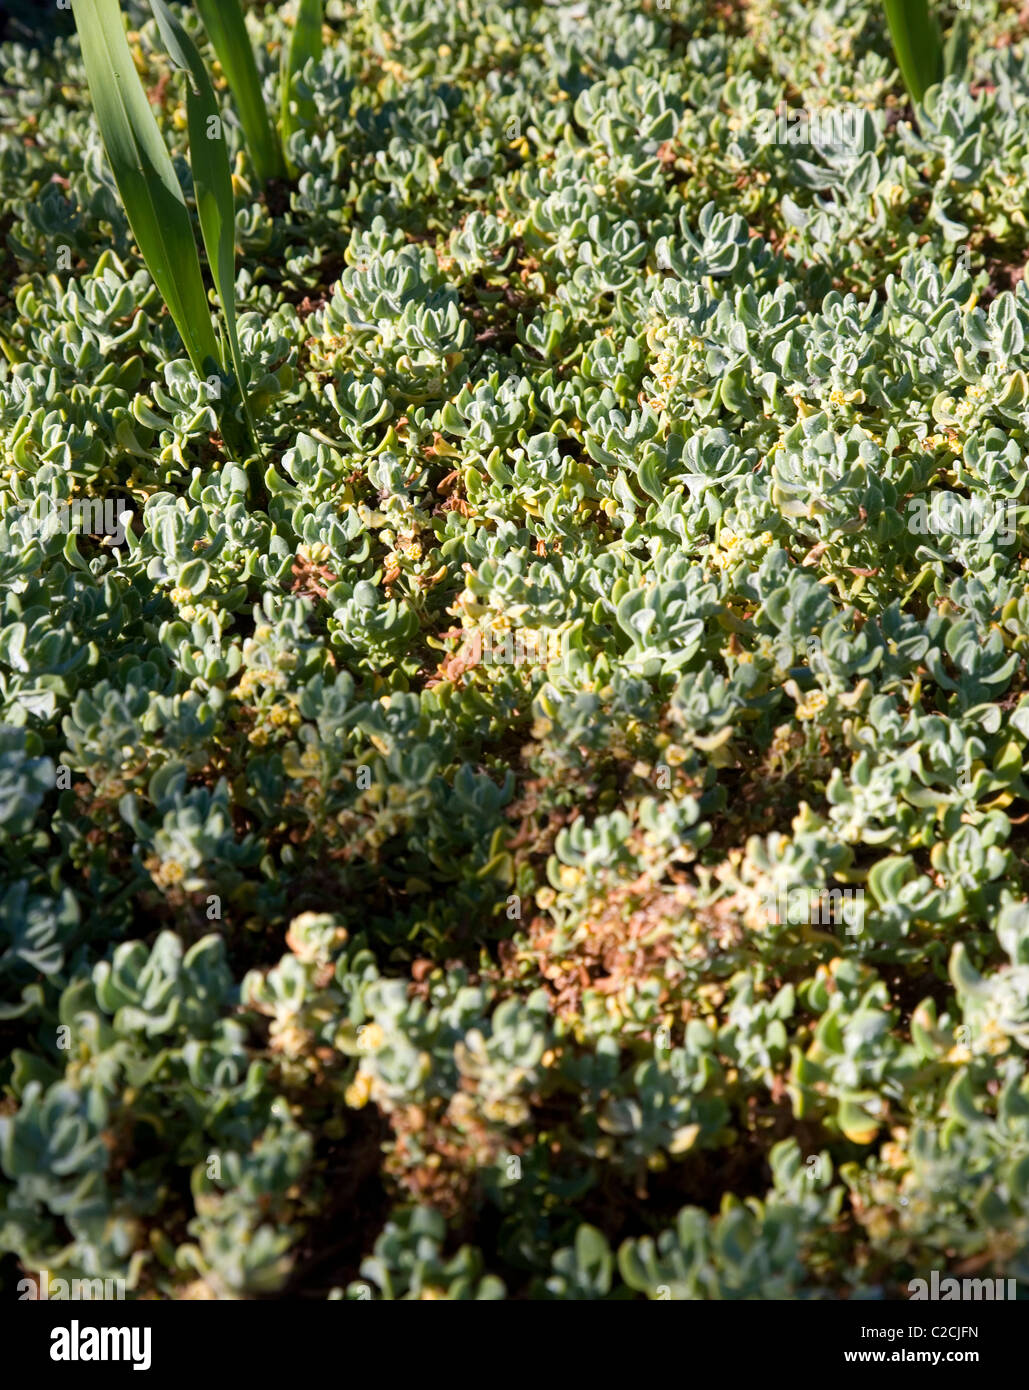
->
[[345, 1072, 372, 1109], [796, 690, 829, 720], [234, 670, 259, 700], [153, 859, 185, 889], [771, 724, 793, 755]]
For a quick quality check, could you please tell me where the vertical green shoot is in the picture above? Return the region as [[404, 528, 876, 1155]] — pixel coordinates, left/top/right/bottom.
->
[[883, 0, 943, 106], [149, 0, 255, 449], [280, 0, 323, 179], [194, 0, 284, 186], [70, 0, 222, 379]]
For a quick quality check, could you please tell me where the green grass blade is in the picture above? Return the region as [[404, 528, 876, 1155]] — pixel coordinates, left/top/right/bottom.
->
[[883, 0, 943, 106], [148, 0, 256, 449], [280, 0, 323, 178], [194, 0, 284, 186], [943, 11, 970, 80], [70, 0, 222, 378]]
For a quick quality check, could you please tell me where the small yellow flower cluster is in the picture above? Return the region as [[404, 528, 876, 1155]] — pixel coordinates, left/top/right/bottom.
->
[[795, 690, 829, 720], [770, 724, 794, 758], [711, 528, 773, 570], [952, 387, 986, 422], [971, 1014, 1014, 1057], [282, 744, 324, 781], [344, 1073, 372, 1109], [233, 669, 262, 701], [234, 664, 288, 701], [149, 857, 185, 891], [650, 348, 678, 398], [384, 534, 424, 571], [922, 432, 962, 454]]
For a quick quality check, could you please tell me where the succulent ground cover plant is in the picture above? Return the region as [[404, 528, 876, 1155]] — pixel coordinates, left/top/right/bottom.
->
[[3, 0, 1029, 1302]]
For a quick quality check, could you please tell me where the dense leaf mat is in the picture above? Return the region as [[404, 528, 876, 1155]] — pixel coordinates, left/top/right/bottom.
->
[[3, 0, 1029, 1299]]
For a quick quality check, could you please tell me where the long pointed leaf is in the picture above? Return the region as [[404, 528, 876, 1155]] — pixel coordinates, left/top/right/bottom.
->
[[943, 11, 970, 80], [280, 0, 323, 178], [70, 0, 221, 378], [883, 0, 943, 106], [148, 0, 256, 449], [194, 0, 284, 186]]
